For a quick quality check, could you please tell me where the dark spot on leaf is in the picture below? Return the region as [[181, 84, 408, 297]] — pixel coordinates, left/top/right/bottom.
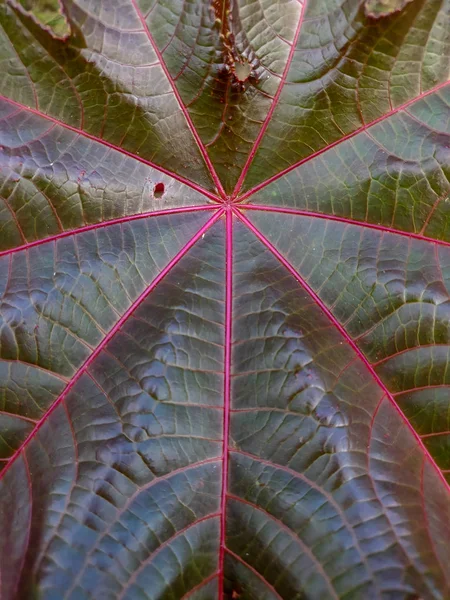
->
[[154, 182, 165, 198]]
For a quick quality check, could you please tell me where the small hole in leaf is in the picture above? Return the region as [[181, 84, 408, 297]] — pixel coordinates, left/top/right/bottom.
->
[[233, 60, 252, 82], [154, 182, 165, 198]]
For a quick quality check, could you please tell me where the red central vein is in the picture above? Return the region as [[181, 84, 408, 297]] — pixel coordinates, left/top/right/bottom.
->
[[218, 208, 233, 598], [0, 95, 221, 204], [129, 0, 226, 200], [231, 0, 308, 199], [236, 78, 450, 203], [0, 205, 218, 258], [234, 208, 450, 495], [240, 205, 450, 248], [0, 209, 224, 482]]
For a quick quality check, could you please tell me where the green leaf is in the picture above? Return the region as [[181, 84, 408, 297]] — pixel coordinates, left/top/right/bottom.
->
[[15, 0, 71, 39]]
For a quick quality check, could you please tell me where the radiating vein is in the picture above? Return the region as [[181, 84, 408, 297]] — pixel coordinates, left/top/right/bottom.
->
[[0, 95, 222, 204], [235, 207, 450, 499], [0, 209, 224, 482], [218, 208, 233, 599], [237, 79, 450, 204]]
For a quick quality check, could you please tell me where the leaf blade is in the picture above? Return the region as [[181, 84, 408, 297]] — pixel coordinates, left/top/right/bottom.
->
[[0, 0, 216, 191], [239, 0, 450, 193], [1, 0, 450, 596]]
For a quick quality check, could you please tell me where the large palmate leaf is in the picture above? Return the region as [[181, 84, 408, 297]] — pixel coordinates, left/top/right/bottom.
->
[[1, 0, 450, 597]]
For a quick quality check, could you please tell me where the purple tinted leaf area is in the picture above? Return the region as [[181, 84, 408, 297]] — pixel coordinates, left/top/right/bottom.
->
[[0, 0, 450, 598]]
